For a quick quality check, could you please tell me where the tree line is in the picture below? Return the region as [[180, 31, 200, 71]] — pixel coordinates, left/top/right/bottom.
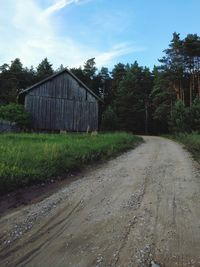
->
[[1, 32, 200, 134]]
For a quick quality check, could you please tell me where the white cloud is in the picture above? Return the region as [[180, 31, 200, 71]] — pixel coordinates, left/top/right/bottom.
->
[[0, 0, 142, 69], [42, 0, 80, 18], [95, 43, 145, 67]]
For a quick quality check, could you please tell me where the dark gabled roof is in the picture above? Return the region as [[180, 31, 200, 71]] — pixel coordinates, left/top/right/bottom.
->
[[19, 68, 103, 102]]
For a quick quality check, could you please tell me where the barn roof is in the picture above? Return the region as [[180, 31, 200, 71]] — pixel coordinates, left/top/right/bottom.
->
[[20, 68, 103, 102]]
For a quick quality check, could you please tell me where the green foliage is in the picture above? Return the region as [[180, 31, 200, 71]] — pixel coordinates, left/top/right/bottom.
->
[[36, 57, 54, 81], [158, 33, 200, 106], [152, 32, 200, 133], [0, 133, 142, 193], [168, 99, 200, 133], [169, 100, 189, 133], [0, 57, 53, 104], [101, 106, 118, 131], [114, 62, 153, 133], [151, 67, 177, 133], [0, 103, 31, 128], [83, 58, 97, 79], [0, 58, 25, 103], [70, 67, 86, 83], [189, 99, 200, 132], [98, 67, 112, 104], [111, 63, 127, 86]]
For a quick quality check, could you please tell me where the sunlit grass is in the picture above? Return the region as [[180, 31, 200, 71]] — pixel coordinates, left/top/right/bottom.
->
[[0, 132, 142, 193]]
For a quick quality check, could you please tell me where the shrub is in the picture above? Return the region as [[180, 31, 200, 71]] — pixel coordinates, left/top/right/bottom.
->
[[189, 99, 200, 133], [169, 100, 189, 133], [169, 99, 200, 134], [101, 106, 118, 131], [0, 103, 31, 129]]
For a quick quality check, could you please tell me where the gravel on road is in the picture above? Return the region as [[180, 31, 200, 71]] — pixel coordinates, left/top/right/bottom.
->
[[0, 136, 200, 267]]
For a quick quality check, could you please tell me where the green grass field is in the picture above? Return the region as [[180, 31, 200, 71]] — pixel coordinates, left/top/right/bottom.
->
[[0, 132, 142, 193], [167, 133, 200, 160]]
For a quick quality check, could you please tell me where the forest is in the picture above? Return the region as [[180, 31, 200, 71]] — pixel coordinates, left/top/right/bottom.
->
[[1, 32, 200, 134]]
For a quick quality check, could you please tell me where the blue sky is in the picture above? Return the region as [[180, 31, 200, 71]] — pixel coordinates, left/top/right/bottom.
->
[[1, 0, 200, 70]]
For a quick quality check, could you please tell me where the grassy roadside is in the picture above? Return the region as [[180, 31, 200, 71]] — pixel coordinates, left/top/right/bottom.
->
[[0, 132, 142, 193], [165, 133, 200, 160]]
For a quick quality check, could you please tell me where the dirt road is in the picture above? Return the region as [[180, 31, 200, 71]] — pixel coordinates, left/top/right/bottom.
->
[[1, 136, 200, 267]]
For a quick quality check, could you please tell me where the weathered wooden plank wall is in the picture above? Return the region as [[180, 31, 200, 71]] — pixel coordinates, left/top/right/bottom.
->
[[24, 72, 99, 131]]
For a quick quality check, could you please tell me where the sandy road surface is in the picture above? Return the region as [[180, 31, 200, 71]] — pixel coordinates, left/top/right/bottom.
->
[[1, 136, 200, 267]]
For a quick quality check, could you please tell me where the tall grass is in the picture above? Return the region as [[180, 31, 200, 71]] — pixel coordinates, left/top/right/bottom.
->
[[167, 133, 200, 159], [0, 132, 142, 193]]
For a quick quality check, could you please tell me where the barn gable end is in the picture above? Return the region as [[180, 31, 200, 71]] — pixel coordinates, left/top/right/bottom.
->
[[21, 69, 101, 132]]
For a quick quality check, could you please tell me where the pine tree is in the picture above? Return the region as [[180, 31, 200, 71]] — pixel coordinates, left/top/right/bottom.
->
[[114, 62, 153, 133], [36, 58, 54, 81], [0, 58, 25, 103], [98, 67, 112, 106], [151, 67, 176, 133], [83, 58, 97, 80]]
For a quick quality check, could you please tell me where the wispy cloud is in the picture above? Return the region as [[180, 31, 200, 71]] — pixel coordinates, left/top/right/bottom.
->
[[0, 0, 142, 69], [42, 0, 80, 18], [95, 43, 145, 67]]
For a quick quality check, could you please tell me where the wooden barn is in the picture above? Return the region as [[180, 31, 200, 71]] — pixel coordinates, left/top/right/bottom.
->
[[19, 69, 102, 132]]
